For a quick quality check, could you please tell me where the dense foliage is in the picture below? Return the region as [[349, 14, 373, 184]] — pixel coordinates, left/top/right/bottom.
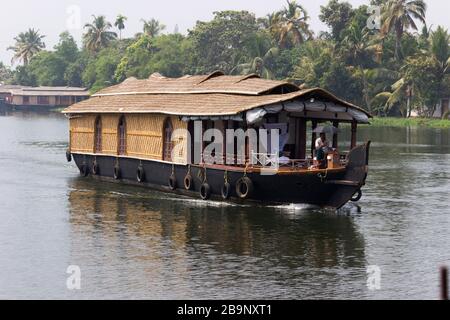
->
[[1, 0, 449, 117]]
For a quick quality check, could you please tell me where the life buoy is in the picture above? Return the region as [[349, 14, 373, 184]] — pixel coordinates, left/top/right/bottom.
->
[[221, 182, 231, 200], [137, 165, 145, 183], [66, 150, 72, 162], [236, 177, 254, 199], [80, 163, 89, 177], [169, 174, 177, 190], [184, 174, 193, 190], [351, 189, 362, 202], [200, 183, 211, 200], [114, 165, 121, 180], [92, 160, 99, 175]]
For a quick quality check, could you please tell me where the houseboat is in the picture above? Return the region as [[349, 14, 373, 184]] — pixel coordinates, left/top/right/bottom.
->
[[63, 72, 371, 209], [0, 85, 89, 111]]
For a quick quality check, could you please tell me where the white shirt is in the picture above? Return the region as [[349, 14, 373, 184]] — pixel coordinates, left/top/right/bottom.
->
[[315, 137, 330, 149]]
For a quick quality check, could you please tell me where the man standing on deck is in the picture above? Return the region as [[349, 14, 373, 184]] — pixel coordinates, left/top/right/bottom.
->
[[315, 133, 330, 161]]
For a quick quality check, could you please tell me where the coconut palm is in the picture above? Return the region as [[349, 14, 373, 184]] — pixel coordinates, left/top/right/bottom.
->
[[278, 0, 313, 48], [381, 0, 427, 60], [430, 26, 450, 71], [342, 22, 381, 112], [115, 14, 127, 40], [428, 26, 450, 117], [83, 15, 117, 53], [141, 19, 165, 38], [8, 28, 45, 65], [231, 35, 279, 79], [259, 12, 283, 41]]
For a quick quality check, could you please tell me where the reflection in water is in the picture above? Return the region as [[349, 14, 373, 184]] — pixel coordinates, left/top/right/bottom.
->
[[68, 178, 366, 299]]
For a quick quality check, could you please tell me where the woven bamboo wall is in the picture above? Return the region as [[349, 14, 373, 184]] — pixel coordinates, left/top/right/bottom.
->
[[126, 114, 165, 159], [170, 116, 189, 164], [127, 114, 188, 163], [70, 115, 96, 153], [70, 113, 188, 163], [100, 114, 120, 155]]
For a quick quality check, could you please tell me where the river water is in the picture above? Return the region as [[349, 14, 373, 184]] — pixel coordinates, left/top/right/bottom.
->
[[0, 111, 449, 300]]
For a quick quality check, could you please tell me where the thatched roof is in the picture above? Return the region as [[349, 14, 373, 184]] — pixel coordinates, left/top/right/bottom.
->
[[63, 72, 371, 123], [2, 86, 89, 96], [93, 71, 299, 96]]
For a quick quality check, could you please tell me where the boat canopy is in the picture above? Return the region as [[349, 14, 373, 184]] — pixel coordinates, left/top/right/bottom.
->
[[63, 72, 371, 124]]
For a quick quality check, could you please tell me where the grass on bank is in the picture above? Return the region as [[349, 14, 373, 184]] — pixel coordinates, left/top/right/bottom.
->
[[370, 117, 450, 128]]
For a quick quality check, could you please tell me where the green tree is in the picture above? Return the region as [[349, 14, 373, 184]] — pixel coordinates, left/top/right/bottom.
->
[[13, 66, 37, 86], [231, 32, 278, 79], [82, 47, 122, 92], [341, 21, 378, 112], [26, 51, 67, 86], [188, 11, 259, 74], [55, 32, 79, 63], [115, 34, 192, 81], [0, 63, 13, 84], [83, 15, 117, 53], [115, 15, 127, 40], [114, 35, 154, 81], [427, 26, 450, 116], [381, 0, 427, 60], [319, 0, 354, 42], [141, 18, 165, 38], [292, 40, 363, 105], [278, 1, 313, 48], [8, 28, 46, 65], [376, 56, 437, 117]]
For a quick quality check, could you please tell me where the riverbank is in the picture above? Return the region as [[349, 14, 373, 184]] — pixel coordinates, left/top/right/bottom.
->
[[370, 117, 450, 128]]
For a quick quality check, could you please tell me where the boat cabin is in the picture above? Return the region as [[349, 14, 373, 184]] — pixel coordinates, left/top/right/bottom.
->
[[64, 72, 370, 173]]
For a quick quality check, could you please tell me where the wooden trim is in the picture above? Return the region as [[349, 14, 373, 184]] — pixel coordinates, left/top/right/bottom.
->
[[71, 129, 95, 134], [351, 121, 357, 149], [333, 121, 339, 149], [127, 131, 162, 138], [311, 120, 318, 157]]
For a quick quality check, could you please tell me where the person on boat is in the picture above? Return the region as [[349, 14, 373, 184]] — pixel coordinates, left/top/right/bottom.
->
[[315, 133, 330, 162]]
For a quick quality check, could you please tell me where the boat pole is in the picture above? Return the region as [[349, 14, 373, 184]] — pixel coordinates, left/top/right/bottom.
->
[[441, 266, 448, 300]]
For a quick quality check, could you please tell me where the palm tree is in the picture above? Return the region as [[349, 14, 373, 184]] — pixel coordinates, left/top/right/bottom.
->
[[231, 35, 279, 79], [428, 26, 450, 117], [115, 15, 127, 40], [342, 22, 380, 112], [83, 15, 117, 53], [381, 0, 427, 60], [8, 28, 45, 65], [141, 19, 165, 38], [259, 12, 282, 41], [278, 0, 313, 48]]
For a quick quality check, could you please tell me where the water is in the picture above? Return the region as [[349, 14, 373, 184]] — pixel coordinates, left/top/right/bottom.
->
[[0, 112, 449, 300]]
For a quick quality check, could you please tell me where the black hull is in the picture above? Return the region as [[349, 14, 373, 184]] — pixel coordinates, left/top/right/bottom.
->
[[71, 143, 370, 209]]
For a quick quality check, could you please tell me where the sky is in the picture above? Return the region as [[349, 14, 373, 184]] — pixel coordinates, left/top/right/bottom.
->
[[1, 0, 449, 66]]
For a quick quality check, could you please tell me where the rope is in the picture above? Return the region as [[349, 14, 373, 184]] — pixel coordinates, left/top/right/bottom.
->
[[203, 165, 207, 183], [244, 162, 249, 177]]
